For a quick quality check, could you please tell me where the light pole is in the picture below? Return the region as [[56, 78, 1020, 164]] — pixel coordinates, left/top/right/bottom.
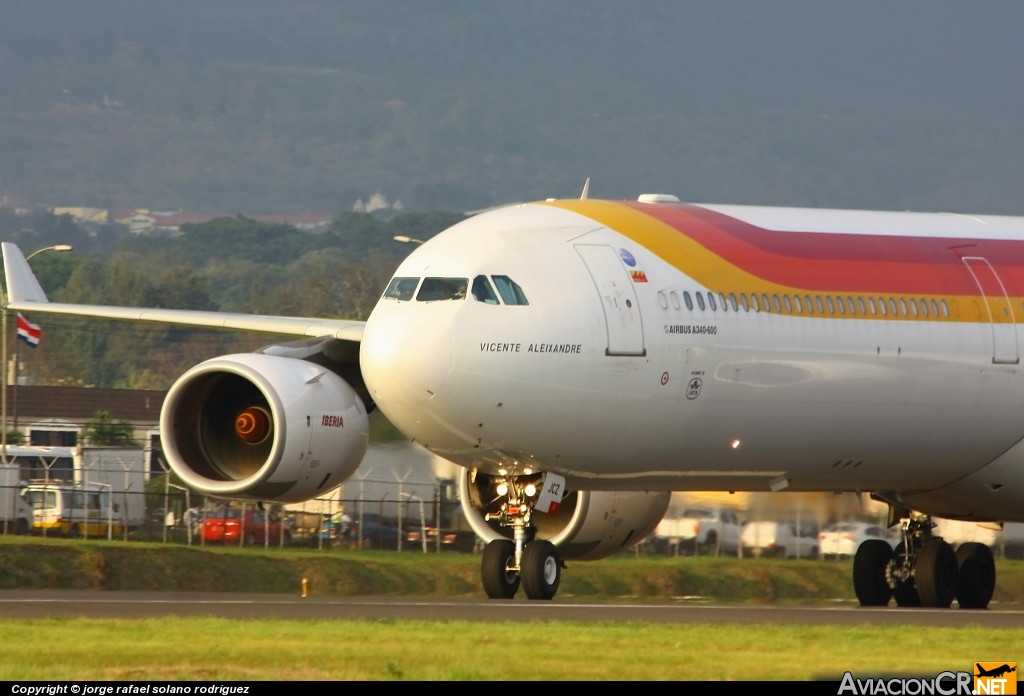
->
[[2, 244, 73, 462]]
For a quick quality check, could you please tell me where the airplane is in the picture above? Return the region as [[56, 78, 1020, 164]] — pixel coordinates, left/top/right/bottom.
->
[[975, 664, 1016, 679], [5, 191, 1024, 607]]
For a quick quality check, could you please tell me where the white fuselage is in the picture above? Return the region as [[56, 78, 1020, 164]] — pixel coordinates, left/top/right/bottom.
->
[[360, 201, 1024, 522]]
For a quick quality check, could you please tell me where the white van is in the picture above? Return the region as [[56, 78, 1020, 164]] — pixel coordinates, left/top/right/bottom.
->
[[24, 481, 124, 538]]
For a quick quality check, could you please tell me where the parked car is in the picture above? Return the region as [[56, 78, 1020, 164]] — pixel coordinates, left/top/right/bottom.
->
[[818, 522, 897, 559], [649, 507, 742, 555], [201, 508, 292, 546], [355, 518, 402, 550], [741, 520, 819, 559]]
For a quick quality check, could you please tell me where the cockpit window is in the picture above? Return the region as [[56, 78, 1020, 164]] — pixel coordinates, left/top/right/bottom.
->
[[471, 275, 500, 304], [416, 277, 468, 302], [492, 275, 529, 306], [383, 277, 419, 301]]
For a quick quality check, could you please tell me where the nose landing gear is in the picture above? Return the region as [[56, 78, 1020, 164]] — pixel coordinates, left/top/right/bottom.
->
[[478, 471, 565, 600]]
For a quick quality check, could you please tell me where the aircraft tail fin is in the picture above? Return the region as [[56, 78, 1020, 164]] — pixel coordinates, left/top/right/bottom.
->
[[2, 243, 51, 304]]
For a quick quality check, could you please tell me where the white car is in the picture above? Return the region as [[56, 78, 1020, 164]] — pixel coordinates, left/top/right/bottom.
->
[[818, 522, 896, 559], [740, 521, 819, 559]]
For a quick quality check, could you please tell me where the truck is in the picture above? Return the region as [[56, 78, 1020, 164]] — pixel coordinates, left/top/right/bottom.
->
[[0, 463, 32, 534], [1, 445, 147, 533], [648, 506, 743, 556], [75, 447, 147, 528]]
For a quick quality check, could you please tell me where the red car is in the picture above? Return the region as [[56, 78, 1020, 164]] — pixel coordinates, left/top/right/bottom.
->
[[201, 508, 291, 546]]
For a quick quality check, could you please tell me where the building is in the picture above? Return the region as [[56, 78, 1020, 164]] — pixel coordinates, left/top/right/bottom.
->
[[3, 385, 166, 475]]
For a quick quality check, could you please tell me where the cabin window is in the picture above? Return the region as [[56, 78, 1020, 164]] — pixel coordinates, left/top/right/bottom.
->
[[383, 277, 419, 301], [857, 297, 867, 315], [846, 297, 856, 315], [908, 299, 919, 317], [472, 276, 500, 304], [739, 293, 749, 311], [836, 297, 846, 315], [941, 299, 950, 317], [696, 292, 706, 310], [761, 293, 771, 312], [657, 291, 668, 309], [750, 294, 760, 312], [682, 292, 693, 311], [492, 276, 529, 305], [718, 293, 729, 311], [815, 296, 825, 313], [771, 294, 782, 313], [708, 293, 718, 311], [825, 296, 835, 314], [728, 293, 739, 311], [782, 295, 793, 313], [919, 299, 929, 317], [930, 299, 940, 317], [670, 291, 681, 310], [804, 295, 813, 314]]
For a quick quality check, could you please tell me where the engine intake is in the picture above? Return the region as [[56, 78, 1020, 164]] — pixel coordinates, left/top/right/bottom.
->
[[160, 353, 369, 503]]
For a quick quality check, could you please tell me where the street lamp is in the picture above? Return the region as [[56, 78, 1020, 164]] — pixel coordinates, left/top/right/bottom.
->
[[2, 244, 74, 461], [392, 235, 425, 245]]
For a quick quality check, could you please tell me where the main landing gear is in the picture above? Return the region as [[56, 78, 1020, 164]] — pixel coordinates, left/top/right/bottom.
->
[[853, 513, 995, 609], [478, 472, 565, 600]]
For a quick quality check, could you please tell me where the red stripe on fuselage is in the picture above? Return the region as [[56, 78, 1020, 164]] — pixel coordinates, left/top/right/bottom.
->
[[626, 202, 1024, 296]]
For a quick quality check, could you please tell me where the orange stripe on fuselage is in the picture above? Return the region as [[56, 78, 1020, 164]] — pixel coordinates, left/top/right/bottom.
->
[[542, 199, 1024, 321]]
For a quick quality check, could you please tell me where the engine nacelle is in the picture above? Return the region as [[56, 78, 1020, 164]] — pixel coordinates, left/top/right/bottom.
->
[[459, 470, 670, 560], [160, 353, 369, 503]]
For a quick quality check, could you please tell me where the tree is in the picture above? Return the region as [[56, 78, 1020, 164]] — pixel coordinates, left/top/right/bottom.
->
[[81, 410, 137, 447]]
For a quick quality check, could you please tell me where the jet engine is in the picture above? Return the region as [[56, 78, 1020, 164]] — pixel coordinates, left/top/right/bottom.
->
[[459, 469, 670, 560], [160, 352, 369, 503]]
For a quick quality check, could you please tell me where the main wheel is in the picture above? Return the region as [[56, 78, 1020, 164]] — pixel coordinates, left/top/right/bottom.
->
[[521, 540, 561, 600], [853, 539, 894, 606], [916, 538, 958, 608], [955, 542, 995, 609], [481, 540, 520, 599]]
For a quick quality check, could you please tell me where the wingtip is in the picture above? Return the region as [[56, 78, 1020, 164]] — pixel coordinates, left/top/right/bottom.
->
[[2, 242, 51, 304]]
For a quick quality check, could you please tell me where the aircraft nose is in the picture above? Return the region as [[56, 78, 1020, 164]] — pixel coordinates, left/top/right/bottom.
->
[[360, 301, 453, 420]]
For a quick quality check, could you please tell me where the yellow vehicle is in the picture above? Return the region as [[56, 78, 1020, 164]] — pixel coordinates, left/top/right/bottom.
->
[[24, 481, 124, 538]]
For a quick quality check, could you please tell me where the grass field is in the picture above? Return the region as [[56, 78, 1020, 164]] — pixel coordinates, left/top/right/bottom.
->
[[0, 617, 1017, 680]]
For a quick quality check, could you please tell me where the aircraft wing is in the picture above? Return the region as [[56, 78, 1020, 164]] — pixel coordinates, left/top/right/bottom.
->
[[1, 242, 365, 342]]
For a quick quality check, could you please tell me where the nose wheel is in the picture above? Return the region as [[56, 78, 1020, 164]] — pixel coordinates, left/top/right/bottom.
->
[[481, 538, 564, 600], [481, 540, 519, 599], [521, 540, 562, 600]]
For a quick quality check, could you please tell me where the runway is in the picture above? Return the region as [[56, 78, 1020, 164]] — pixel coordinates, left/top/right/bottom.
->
[[0, 591, 1021, 627]]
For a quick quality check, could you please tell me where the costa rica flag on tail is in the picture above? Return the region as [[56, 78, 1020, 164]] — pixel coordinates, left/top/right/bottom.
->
[[16, 312, 41, 347]]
